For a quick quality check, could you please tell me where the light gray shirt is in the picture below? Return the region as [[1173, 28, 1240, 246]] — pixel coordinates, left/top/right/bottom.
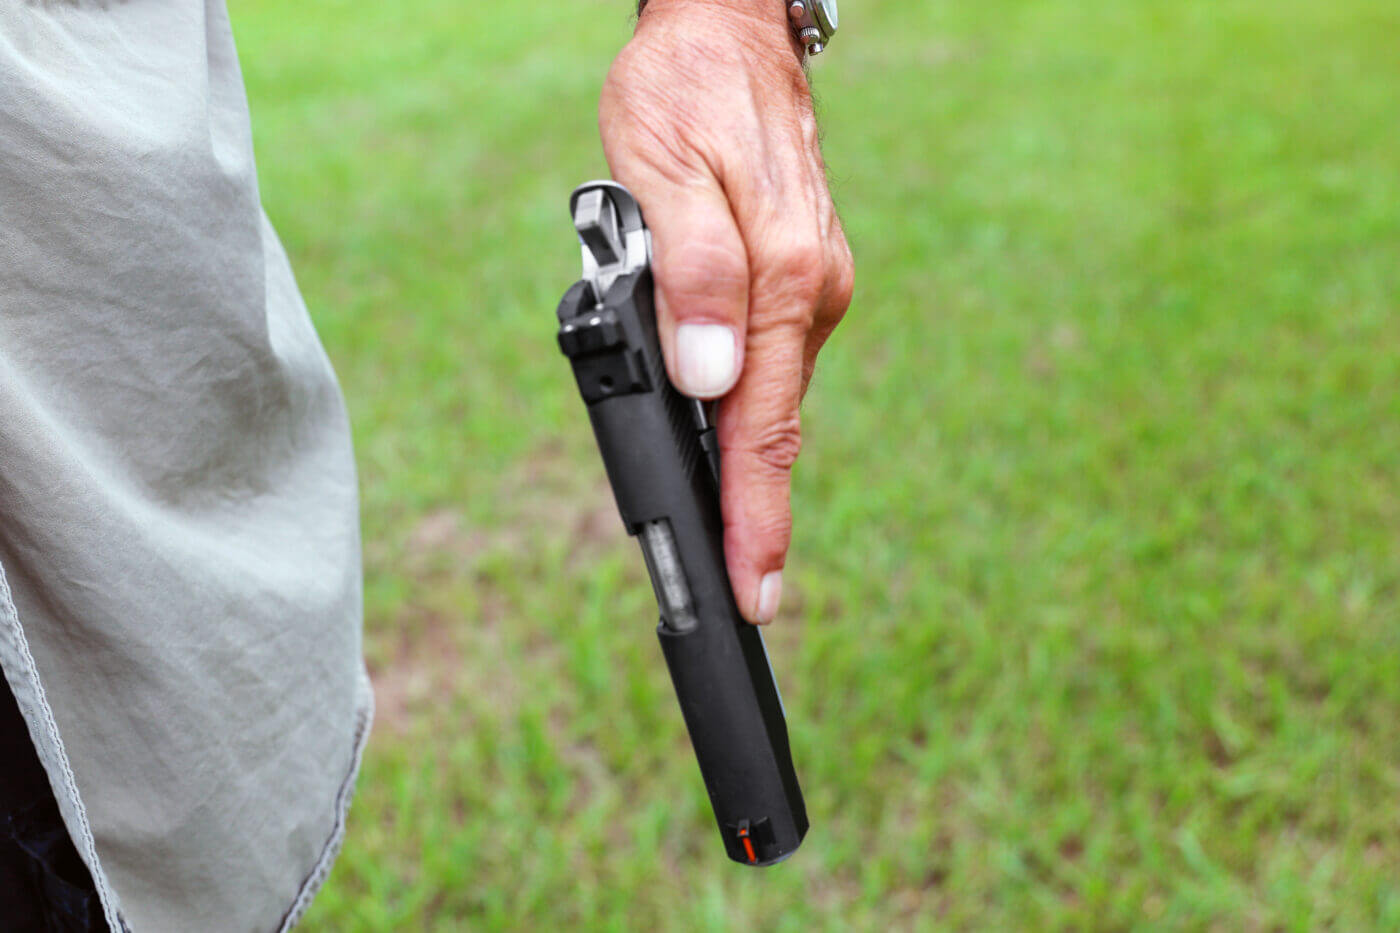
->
[[0, 2, 372, 930]]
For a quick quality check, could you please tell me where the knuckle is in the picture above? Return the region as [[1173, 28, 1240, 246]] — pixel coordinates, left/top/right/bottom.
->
[[771, 241, 827, 297], [662, 238, 747, 307], [760, 303, 817, 335], [754, 241, 825, 333], [742, 413, 804, 474], [828, 245, 855, 315]]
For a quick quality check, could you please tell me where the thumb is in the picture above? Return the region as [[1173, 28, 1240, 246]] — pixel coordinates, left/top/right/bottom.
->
[[616, 169, 750, 400]]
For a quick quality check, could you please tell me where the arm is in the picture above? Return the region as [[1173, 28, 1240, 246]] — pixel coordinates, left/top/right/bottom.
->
[[599, 0, 855, 624]]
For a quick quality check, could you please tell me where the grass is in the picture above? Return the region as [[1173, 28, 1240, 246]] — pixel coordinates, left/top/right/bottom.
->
[[230, 0, 1400, 927]]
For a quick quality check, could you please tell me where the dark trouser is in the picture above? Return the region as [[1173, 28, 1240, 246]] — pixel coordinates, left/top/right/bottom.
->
[[0, 682, 107, 932]]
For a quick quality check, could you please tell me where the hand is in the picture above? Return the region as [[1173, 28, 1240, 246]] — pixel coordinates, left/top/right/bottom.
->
[[599, 0, 854, 624]]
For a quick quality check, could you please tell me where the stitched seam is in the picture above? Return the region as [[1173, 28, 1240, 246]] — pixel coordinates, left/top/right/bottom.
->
[[0, 560, 128, 933], [276, 673, 374, 932]]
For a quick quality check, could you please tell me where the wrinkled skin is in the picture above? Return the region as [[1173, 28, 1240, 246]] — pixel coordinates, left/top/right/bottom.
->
[[600, 0, 855, 624]]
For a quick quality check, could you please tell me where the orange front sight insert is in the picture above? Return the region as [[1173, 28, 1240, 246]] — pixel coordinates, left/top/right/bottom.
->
[[737, 821, 758, 864]]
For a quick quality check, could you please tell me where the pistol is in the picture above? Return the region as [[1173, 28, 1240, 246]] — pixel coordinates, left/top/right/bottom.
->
[[555, 181, 809, 866]]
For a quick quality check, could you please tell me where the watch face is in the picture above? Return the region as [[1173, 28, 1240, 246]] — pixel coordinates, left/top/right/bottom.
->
[[813, 0, 838, 35]]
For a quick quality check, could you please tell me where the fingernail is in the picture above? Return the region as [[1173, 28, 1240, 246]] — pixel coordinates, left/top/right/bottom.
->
[[674, 324, 738, 397], [755, 571, 783, 625]]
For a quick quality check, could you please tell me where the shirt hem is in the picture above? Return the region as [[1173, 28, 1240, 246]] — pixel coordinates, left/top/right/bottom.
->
[[0, 560, 128, 933], [0, 555, 374, 933], [277, 669, 374, 931]]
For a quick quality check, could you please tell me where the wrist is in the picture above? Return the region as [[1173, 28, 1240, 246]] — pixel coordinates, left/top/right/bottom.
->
[[635, 0, 804, 60]]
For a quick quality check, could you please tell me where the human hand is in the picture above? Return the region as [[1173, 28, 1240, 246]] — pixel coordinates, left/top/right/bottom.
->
[[599, 0, 854, 624]]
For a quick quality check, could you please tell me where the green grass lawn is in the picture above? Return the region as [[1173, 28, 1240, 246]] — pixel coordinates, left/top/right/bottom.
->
[[231, 0, 1400, 927]]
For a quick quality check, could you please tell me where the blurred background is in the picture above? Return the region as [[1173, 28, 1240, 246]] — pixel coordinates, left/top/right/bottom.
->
[[231, 0, 1399, 927]]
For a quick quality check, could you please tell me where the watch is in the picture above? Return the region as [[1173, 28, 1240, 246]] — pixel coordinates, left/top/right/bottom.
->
[[786, 0, 838, 56]]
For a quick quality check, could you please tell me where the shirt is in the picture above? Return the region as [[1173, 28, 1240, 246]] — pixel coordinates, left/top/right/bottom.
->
[[0, 2, 372, 930]]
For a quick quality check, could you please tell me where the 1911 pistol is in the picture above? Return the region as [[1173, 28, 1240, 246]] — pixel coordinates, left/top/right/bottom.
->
[[555, 181, 808, 866]]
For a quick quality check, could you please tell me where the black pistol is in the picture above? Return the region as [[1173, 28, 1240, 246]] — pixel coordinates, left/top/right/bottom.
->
[[555, 181, 808, 866]]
